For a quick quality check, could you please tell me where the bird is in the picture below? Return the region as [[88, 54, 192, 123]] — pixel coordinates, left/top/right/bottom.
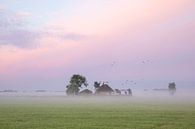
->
[[110, 61, 116, 67]]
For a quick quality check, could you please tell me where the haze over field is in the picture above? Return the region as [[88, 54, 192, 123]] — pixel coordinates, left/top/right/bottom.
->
[[0, 0, 194, 95]]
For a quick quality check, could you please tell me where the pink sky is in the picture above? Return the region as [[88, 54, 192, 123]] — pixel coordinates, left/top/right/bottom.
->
[[0, 0, 194, 90]]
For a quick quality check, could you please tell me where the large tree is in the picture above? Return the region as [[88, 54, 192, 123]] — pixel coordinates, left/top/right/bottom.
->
[[66, 74, 88, 95], [168, 82, 176, 95]]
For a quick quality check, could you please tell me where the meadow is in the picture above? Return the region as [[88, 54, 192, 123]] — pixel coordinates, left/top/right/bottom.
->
[[0, 96, 195, 129]]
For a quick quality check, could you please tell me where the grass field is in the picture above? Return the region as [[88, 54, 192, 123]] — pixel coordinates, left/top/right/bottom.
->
[[0, 96, 195, 129]]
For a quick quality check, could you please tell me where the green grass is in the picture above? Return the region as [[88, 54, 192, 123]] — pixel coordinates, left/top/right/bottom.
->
[[0, 96, 195, 129]]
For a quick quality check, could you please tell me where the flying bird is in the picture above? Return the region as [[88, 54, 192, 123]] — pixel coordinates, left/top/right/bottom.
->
[[110, 61, 116, 67]]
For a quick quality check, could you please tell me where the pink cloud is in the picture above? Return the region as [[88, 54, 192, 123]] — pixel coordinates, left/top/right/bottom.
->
[[47, 0, 194, 36], [16, 11, 32, 18], [0, 0, 194, 86]]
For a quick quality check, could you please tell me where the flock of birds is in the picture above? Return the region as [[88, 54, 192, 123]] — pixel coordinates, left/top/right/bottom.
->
[[106, 59, 153, 87]]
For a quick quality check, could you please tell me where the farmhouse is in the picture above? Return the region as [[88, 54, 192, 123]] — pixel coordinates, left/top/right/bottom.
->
[[95, 84, 114, 95], [79, 89, 93, 95]]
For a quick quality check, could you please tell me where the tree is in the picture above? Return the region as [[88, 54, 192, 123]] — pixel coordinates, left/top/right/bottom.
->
[[66, 74, 88, 95], [168, 82, 176, 95]]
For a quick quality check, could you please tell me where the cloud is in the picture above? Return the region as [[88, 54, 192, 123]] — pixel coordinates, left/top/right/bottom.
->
[[0, 9, 85, 48], [0, 30, 40, 48], [0, 9, 24, 29], [61, 33, 85, 41], [47, 0, 194, 37], [40, 27, 86, 41], [0, 9, 38, 48], [0, 3, 6, 10], [16, 11, 32, 18]]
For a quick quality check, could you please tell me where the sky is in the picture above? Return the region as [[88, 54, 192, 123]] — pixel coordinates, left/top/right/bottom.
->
[[0, 0, 195, 91]]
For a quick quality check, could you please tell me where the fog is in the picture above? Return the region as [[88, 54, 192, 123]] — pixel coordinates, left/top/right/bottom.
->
[[0, 89, 194, 106]]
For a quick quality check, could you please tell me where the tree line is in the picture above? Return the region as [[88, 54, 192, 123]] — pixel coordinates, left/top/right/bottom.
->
[[66, 74, 176, 96]]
